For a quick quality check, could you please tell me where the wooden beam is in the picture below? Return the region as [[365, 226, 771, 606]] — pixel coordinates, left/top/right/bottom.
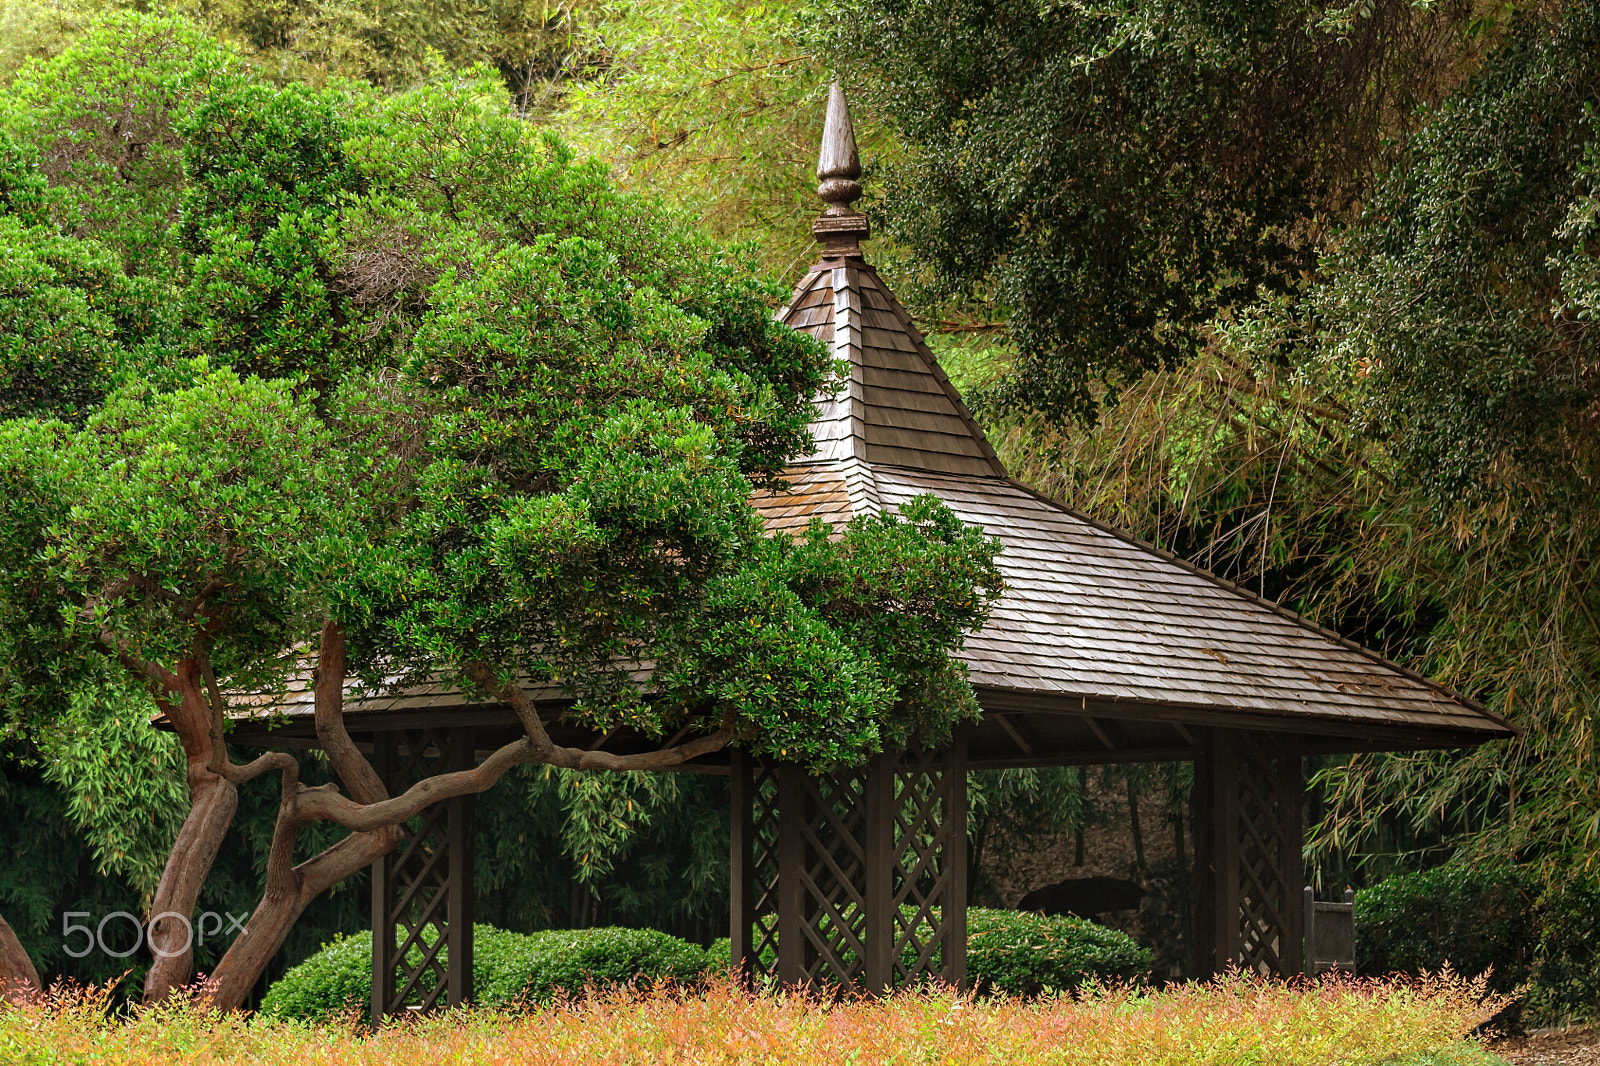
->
[[967, 747, 1197, 770], [1082, 716, 1117, 750], [991, 712, 1033, 754]]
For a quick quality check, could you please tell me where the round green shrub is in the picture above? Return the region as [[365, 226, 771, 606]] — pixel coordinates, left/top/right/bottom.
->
[[1355, 864, 1539, 994], [963, 907, 1152, 997], [261, 925, 530, 1022], [720, 908, 1149, 995], [476, 926, 717, 1007], [259, 929, 375, 1022], [262, 924, 717, 1021]]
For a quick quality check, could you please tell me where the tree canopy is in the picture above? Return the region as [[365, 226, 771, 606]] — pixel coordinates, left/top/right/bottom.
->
[[985, 0, 1600, 881]]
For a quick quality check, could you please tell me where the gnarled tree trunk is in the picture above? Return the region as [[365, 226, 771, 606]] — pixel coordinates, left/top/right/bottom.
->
[[119, 622, 733, 1012], [0, 912, 40, 1005], [141, 660, 238, 1002]]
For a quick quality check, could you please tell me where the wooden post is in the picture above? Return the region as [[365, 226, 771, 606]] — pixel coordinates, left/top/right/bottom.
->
[[729, 749, 755, 979], [369, 727, 476, 1024], [1191, 728, 1214, 977], [370, 733, 394, 1028], [1276, 748, 1304, 980], [862, 751, 895, 993], [943, 731, 969, 988], [776, 764, 806, 986], [445, 726, 475, 1009], [1206, 728, 1244, 976], [1194, 728, 1306, 979]]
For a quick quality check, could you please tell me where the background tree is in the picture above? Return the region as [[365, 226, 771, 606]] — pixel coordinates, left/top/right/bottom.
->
[[825, 0, 1505, 417], [983, 0, 1600, 885]]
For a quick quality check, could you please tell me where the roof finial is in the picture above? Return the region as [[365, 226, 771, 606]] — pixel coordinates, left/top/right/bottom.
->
[[817, 83, 861, 213], [812, 83, 870, 252]]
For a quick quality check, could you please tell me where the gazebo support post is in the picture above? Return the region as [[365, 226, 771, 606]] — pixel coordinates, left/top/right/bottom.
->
[[1194, 728, 1304, 978], [729, 736, 968, 993], [369, 726, 476, 1025]]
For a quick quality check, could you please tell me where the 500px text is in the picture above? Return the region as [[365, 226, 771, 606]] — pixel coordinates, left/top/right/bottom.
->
[[61, 911, 247, 959]]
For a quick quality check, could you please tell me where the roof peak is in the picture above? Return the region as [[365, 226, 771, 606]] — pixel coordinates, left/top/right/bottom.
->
[[817, 83, 862, 213], [782, 84, 1005, 479]]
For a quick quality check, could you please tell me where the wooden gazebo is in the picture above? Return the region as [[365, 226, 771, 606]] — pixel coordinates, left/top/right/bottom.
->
[[229, 87, 1514, 1021]]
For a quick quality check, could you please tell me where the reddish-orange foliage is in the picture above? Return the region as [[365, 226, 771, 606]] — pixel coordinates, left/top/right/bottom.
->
[[0, 970, 1508, 1065]]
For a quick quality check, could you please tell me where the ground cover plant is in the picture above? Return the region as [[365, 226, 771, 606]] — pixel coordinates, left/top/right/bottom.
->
[[0, 971, 1508, 1065]]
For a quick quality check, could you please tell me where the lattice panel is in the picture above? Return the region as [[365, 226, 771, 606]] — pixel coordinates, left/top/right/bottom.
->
[[1197, 728, 1303, 978], [371, 727, 475, 1024], [731, 738, 967, 993], [889, 749, 954, 983], [793, 767, 871, 985], [746, 763, 781, 976]]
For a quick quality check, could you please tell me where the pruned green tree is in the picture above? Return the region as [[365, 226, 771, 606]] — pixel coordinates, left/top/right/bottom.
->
[[0, 18, 1002, 1009]]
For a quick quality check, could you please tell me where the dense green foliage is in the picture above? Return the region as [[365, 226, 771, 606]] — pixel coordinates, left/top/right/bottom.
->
[[261, 924, 718, 1021], [712, 905, 1150, 997], [964, 908, 1152, 997], [5, 0, 1595, 1001], [1531, 877, 1600, 1021], [0, 11, 1000, 767], [827, 0, 1494, 416], [0, 0, 592, 96], [256, 929, 384, 1021], [1355, 865, 1538, 995], [972, 0, 1600, 899], [475, 925, 714, 1005]]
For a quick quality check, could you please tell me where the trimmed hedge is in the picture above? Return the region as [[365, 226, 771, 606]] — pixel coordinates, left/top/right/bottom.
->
[[266, 909, 1149, 1020], [259, 929, 381, 1022], [712, 907, 1150, 997], [475, 926, 716, 1007], [262, 925, 717, 1022], [964, 908, 1151, 996], [1355, 864, 1538, 995]]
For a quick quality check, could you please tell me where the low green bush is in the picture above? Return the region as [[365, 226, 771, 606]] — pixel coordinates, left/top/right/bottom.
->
[[715, 907, 1149, 996], [267, 909, 1147, 1019], [1355, 863, 1538, 994], [476, 926, 717, 1007], [1529, 876, 1600, 1023], [259, 929, 378, 1022], [964, 907, 1151, 996], [262, 925, 718, 1021]]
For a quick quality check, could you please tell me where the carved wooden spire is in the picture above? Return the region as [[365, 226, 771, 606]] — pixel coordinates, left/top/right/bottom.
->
[[813, 83, 870, 251], [817, 83, 861, 212]]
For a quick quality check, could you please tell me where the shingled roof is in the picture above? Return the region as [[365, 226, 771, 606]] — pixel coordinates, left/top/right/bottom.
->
[[223, 87, 1514, 764], [753, 85, 1514, 758]]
